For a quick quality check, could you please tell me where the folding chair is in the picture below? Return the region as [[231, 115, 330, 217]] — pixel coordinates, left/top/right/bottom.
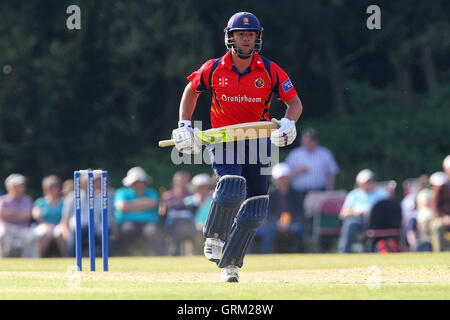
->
[[312, 197, 345, 252]]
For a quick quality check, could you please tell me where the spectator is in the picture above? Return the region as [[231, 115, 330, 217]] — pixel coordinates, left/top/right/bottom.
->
[[183, 173, 214, 234], [367, 198, 403, 253], [114, 167, 166, 256], [415, 176, 433, 251], [285, 128, 339, 241], [160, 171, 192, 219], [160, 171, 195, 255], [62, 170, 116, 257], [429, 171, 450, 252], [400, 178, 418, 251], [179, 173, 214, 255], [0, 174, 41, 257], [337, 169, 388, 253], [444, 155, 450, 179], [32, 175, 66, 257], [373, 179, 398, 199], [285, 128, 339, 194], [61, 179, 74, 199], [257, 163, 305, 253], [59, 179, 74, 254]]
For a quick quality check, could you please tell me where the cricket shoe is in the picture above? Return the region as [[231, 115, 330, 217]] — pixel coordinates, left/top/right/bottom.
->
[[221, 265, 239, 283], [203, 238, 224, 262]]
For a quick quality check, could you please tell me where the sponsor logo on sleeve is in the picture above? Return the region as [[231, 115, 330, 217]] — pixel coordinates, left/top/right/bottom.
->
[[282, 78, 293, 93]]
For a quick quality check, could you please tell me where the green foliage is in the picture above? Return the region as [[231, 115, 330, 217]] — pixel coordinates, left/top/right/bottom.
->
[[298, 83, 450, 191]]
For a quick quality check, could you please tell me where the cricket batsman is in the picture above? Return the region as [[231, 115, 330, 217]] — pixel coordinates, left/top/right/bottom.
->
[[171, 12, 302, 282]]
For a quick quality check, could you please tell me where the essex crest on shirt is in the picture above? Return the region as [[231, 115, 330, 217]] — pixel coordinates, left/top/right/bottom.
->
[[255, 78, 265, 88]]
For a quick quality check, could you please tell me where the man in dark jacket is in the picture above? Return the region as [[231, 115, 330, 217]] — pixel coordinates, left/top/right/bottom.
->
[[257, 163, 305, 253]]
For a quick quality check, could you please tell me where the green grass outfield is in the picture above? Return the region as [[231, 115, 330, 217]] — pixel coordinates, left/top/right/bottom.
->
[[0, 252, 449, 300]]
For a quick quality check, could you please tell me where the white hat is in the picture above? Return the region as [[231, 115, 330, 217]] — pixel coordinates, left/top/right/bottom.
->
[[443, 155, 450, 170], [5, 173, 26, 188], [429, 171, 448, 187], [356, 169, 375, 184], [272, 163, 291, 180], [122, 167, 152, 187], [192, 173, 212, 187]]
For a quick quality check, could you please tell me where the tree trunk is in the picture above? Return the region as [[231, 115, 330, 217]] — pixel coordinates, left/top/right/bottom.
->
[[330, 71, 347, 114], [394, 62, 415, 110], [420, 47, 438, 92], [327, 48, 347, 114]]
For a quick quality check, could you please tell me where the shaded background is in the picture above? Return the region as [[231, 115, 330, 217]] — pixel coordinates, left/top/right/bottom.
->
[[0, 0, 448, 197]]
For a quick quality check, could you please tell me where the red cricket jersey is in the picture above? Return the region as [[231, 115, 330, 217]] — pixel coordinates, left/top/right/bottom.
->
[[187, 51, 298, 128]]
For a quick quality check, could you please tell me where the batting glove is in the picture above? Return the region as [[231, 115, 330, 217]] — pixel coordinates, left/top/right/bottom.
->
[[172, 120, 202, 154], [270, 118, 297, 147]]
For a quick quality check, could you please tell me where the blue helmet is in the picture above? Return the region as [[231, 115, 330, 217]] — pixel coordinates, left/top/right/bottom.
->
[[224, 12, 263, 59]]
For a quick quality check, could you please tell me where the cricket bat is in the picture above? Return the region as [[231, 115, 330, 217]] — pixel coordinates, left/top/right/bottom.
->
[[158, 121, 279, 147]]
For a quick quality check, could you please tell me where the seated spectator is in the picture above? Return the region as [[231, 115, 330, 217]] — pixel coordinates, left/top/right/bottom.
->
[[160, 171, 192, 218], [337, 169, 388, 253], [183, 174, 214, 234], [429, 170, 450, 252], [61, 179, 74, 199], [367, 198, 403, 253], [114, 167, 166, 256], [161, 171, 197, 256], [444, 155, 450, 180], [379, 180, 397, 198], [32, 175, 66, 257], [257, 163, 305, 253], [182, 174, 214, 253], [415, 177, 433, 252], [62, 170, 116, 257], [160, 171, 191, 235], [0, 174, 41, 257], [59, 179, 74, 254], [400, 178, 418, 251]]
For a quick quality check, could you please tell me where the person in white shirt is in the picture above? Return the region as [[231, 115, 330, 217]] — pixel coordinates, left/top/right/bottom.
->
[[285, 128, 339, 193]]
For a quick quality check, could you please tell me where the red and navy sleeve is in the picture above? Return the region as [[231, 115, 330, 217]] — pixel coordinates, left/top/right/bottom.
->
[[187, 59, 214, 93], [269, 62, 298, 102]]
